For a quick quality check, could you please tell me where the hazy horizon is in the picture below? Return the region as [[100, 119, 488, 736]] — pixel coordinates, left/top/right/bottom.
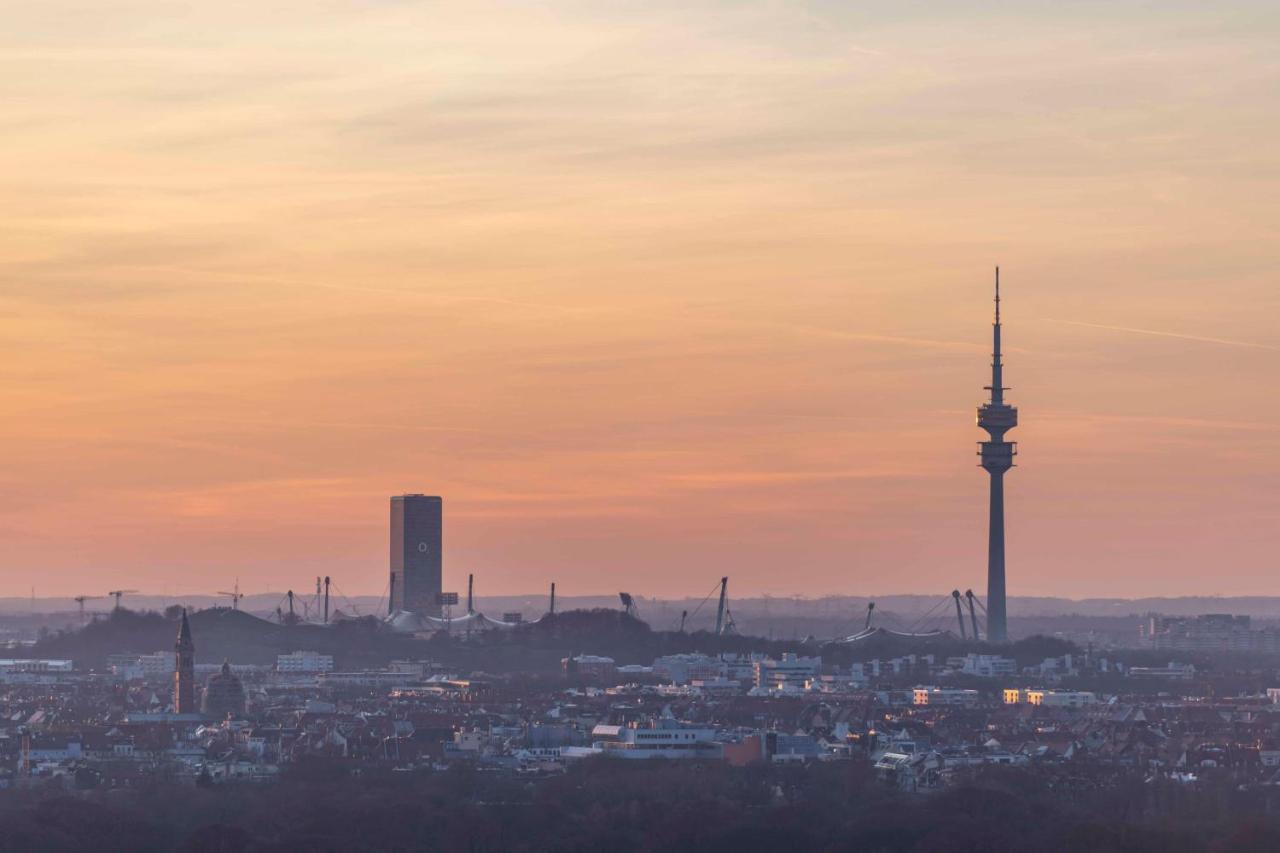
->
[[3, 2, 1279, 599]]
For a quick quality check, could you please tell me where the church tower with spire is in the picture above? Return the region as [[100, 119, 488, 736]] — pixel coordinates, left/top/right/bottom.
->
[[976, 268, 1017, 642], [174, 608, 195, 713]]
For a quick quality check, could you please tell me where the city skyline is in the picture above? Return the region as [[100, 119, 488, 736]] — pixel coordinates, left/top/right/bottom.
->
[[3, 3, 1280, 599]]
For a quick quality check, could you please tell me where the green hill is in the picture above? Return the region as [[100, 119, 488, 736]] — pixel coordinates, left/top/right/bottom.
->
[[32, 607, 423, 670]]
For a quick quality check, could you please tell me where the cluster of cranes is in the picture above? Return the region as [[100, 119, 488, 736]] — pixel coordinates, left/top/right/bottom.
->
[[69, 573, 991, 642], [69, 577, 347, 626], [73, 587, 238, 622], [619, 578, 993, 644], [620, 576, 738, 636], [840, 589, 990, 643], [72, 589, 138, 621]]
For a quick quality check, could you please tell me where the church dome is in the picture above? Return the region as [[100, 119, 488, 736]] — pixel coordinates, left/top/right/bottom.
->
[[201, 660, 247, 719]]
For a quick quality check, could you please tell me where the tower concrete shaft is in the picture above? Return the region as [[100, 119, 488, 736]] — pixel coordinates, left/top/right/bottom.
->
[[976, 268, 1017, 643]]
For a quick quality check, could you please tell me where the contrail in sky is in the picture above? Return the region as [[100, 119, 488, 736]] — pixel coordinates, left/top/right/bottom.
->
[[774, 323, 984, 351], [1050, 319, 1280, 352]]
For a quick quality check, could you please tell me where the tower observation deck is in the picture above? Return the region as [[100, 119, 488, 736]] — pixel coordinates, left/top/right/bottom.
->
[[977, 268, 1017, 643]]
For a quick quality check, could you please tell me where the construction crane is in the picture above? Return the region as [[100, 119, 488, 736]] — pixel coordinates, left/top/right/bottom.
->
[[217, 579, 244, 610], [107, 590, 138, 610], [952, 590, 968, 640], [722, 608, 737, 635], [73, 595, 102, 623]]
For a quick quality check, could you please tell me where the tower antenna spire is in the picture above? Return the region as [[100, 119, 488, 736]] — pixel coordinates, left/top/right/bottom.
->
[[994, 265, 1000, 325]]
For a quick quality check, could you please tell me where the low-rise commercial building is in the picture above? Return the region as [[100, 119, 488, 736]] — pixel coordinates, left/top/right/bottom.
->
[[1127, 662, 1196, 679], [562, 655, 617, 680], [575, 719, 721, 760], [913, 686, 980, 707], [1004, 688, 1096, 707]]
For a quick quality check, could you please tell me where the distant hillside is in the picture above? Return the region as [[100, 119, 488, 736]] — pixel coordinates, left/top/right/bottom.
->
[[28, 605, 1083, 675], [31, 607, 424, 670], [8, 593, 1280, 625]]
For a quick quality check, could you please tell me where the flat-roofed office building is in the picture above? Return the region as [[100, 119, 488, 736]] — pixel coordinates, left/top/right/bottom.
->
[[390, 494, 443, 615]]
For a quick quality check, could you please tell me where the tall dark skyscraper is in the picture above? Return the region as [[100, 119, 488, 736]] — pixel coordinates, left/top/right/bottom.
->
[[174, 608, 195, 713], [977, 269, 1017, 643], [389, 494, 443, 615]]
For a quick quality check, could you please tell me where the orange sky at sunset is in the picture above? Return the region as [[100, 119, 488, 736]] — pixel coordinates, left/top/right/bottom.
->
[[2, 2, 1278, 599]]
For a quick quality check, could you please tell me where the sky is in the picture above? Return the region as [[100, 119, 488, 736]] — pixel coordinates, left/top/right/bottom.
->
[[1, 1, 1278, 600]]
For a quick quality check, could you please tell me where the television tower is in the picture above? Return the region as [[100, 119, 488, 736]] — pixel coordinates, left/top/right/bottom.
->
[[977, 268, 1017, 643]]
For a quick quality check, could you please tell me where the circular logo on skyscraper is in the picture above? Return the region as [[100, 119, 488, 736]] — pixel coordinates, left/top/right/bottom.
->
[[418, 542, 429, 553]]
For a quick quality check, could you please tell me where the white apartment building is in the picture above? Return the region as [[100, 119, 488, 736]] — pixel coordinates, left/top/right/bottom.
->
[[1029, 689, 1096, 707], [319, 670, 414, 688], [754, 654, 821, 690], [720, 653, 766, 683], [0, 659, 76, 685], [954, 654, 1017, 678], [652, 654, 727, 685], [107, 652, 174, 680], [0, 659, 73, 673], [582, 720, 721, 760], [1127, 662, 1196, 679], [276, 650, 335, 673]]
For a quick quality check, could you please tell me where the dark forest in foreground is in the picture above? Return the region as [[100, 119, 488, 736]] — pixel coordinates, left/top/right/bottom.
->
[[3, 759, 1280, 853]]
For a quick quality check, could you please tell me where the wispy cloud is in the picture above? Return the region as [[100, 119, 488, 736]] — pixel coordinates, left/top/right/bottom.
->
[[1038, 411, 1280, 433], [1050, 319, 1280, 352], [663, 469, 926, 488]]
